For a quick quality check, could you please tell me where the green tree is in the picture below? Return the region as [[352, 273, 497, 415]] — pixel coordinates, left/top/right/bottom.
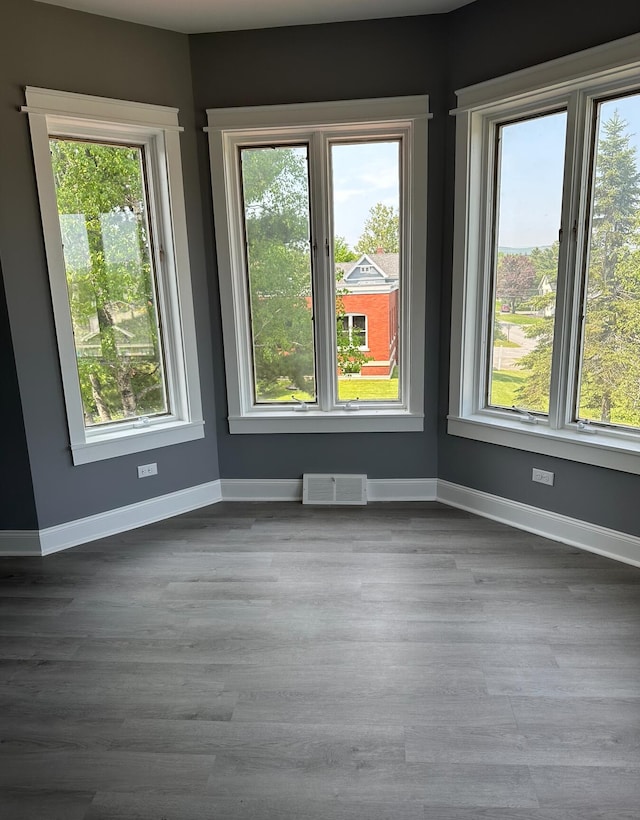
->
[[496, 254, 536, 313], [355, 203, 399, 254], [240, 147, 316, 398], [514, 242, 559, 413], [518, 113, 640, 425], [51, 139, 164, 425], [334, 236, 357, 262], [530, 240, 560, 286]]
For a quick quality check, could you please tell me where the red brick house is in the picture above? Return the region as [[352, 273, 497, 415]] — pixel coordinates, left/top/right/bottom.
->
[[336, 250, 399, 377]]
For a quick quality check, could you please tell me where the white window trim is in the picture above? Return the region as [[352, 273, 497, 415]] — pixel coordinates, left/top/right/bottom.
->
[[24, 87, 204, 465], [449, 33, 640, 476], [206, 97, 428, 434]]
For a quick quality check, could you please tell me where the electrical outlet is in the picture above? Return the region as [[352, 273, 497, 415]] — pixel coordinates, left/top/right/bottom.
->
[[532, 468, 554, 486], [137, 462, 158, 478]]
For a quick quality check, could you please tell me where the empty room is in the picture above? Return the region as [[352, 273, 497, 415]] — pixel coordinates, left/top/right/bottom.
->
[[1, 0, 640, 817]]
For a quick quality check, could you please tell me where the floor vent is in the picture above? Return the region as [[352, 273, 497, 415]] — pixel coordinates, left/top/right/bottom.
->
[[302, 474, 367, 506]]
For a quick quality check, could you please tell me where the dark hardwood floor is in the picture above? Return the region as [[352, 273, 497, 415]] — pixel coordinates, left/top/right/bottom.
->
[[1, 501, 639, 819]]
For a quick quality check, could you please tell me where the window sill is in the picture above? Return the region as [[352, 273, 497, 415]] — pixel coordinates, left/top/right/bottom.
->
[[70, 420, 205, 465], [448, 413, 640, 475], [229, 410, 424, 434]]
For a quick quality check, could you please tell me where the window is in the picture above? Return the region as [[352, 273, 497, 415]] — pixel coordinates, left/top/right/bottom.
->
[[206, 97, 428, 433], [24, 88, 203, 464], [450, 33, 640, 474], [340, 314, 368, 350]]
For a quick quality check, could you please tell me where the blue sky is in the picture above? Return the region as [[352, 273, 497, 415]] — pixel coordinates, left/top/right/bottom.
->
[[498, 93, 640, 249], [328, 93, 640, 254], [331, 140, 400, 250]]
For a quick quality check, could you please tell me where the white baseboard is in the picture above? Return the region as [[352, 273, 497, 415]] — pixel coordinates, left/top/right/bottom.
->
[[2, 476, 639, 568], [367, 478, 437, 501], [0, 530, 42, 556], [220, 477, 437, 503], [437, 480, 640, 569], [220, 478, 302, 502], [0, 480, 222, 556]]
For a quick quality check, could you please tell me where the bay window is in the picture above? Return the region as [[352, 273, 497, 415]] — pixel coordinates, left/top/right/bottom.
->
[[25, 88, 203, 464], [449, 33, 640, 474], [206, 97, 428, 433]]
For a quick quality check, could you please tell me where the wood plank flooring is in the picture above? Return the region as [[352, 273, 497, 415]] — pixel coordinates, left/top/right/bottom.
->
[[1, 501, 639, 819]]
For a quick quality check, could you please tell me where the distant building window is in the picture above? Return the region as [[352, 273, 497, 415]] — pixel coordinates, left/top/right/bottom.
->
[[340, 314, 368, 349]]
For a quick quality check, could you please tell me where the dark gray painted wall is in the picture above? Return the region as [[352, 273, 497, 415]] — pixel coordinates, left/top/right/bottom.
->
[[2, 0, 640, 537], [0, 0, 219, 529], [0, 260, 38, 529], [190, 17, 446, 480], [438, 0, 640, 535]]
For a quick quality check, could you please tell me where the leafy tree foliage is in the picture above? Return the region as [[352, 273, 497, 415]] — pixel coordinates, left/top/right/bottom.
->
[[516, 112, 640, 426], [355, 203, 399, 254], [334, 236, 357, 262], [579, 112, 640, 423], [240, 149, 376, 395], [496, 254, 536, 312], [240, 147, 316, 398], [530, 240, 560, 286], [51, 139, 165, 425]]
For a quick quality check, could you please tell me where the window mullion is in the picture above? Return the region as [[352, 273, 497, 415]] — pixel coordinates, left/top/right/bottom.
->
[[308, 131, 334, 412], [548, 91, 590, 430]]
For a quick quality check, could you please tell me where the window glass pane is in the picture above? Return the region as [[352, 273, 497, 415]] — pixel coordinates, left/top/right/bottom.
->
[[577, 93, 640, 430], [240, 145, 316, 404], [50, 138, 168, 428], [488, 111, 566, 413], [331, 140, 401, 401]]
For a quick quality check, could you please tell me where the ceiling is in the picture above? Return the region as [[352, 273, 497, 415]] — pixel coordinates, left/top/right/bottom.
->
[[35, 0, 477, 34]]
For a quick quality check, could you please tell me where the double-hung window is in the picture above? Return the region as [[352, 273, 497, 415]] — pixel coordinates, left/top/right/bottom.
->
[[25, 88, 203, 465], [450, 34, 640, 474], [206, 97, 428, 433]]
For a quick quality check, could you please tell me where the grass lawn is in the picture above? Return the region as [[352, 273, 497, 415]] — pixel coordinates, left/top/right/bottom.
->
[[489, 369, 528, 408], [338, 379, 399, 401], [258, 378, 399, 403], [500, 313, 539, 326]]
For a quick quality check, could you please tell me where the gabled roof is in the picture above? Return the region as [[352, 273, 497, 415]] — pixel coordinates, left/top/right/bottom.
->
[[336, 252, 399, 281]]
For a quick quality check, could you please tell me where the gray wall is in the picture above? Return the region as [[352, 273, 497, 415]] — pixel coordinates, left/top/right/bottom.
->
[[190, 17, 446, 480], [2, 0, 640, 538], [438, 0, 640, 535], [0, 260, 38, 529], [0, 0, 219, 529]]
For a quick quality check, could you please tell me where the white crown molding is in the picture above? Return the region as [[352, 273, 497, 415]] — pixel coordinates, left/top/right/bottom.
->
[[2, 477, 639, 568]]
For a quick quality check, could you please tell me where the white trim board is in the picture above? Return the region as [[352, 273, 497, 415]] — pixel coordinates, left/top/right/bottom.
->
[[0, 480, 222, 557], [1, 477, 639, 568], [0, 531, 42, 557], [220, 477, 437, 502], [438, 480, 640, 569]]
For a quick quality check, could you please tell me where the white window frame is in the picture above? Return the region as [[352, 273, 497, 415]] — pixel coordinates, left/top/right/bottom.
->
[[24, 87, 204, 465], [449, 33, 640, 475], [206, 97, 428, 434]]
